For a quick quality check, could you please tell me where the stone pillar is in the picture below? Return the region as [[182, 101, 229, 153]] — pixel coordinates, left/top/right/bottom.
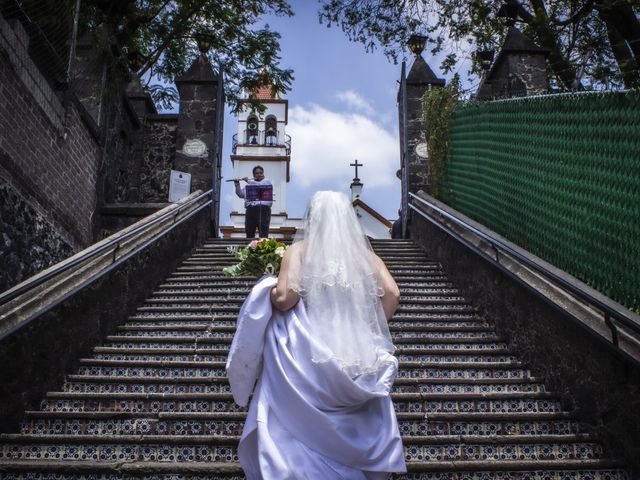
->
[[174, 54, 221, 196], [475, 26, 549, 100], [72, 29, 109, 125], [126, 78, 157, 202], [402, 55, 445, 197], [126, 78, 157, 120]]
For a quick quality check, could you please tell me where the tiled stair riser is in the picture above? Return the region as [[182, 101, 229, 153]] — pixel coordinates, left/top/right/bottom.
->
[[20, 419, 245, 436], [59, 380, 544, 395], [0, 442, 605, 462], [62, 382, 231, 394], [1, 474, 628, 480], [88, 353, 518, 362], [39, 398, 562, 414], [394, 399, 562, 413], [39, 399, 246, 414], [0, 444, 239, 462], [21, 418, 580, 437], [395, 472, 628, 480]]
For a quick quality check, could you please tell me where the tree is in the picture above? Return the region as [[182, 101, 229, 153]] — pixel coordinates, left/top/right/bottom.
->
[[79, 0, 295, 109], [318, 0, 640, 90]]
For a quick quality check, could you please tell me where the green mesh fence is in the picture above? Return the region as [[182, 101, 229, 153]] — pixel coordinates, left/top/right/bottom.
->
[[442, 90, 640, 312]]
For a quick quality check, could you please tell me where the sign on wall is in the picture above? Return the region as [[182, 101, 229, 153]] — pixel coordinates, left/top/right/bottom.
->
[[182, 139, 208, 157], [168, 170, 192, 202]]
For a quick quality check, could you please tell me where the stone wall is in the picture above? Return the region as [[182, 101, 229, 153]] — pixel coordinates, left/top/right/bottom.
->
[[409, 204, 640, 472], [0, 178, 74, 292], [0, 19, 100, 250], [0, 12, 106, 293], [139, 115, 178, 203]]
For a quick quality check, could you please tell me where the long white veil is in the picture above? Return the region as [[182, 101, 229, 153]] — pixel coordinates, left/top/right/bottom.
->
[[287, 191, 395, 377]]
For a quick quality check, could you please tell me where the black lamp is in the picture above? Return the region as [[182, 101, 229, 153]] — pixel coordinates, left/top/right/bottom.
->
[[476, 49, 495, 71], [127, 50, 145, 72], [194, 31, 214, 54], [407, 34, 427, 56]]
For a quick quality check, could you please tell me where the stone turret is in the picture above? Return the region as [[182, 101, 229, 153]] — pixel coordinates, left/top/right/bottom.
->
[[175, 54, 222, 195], [399, 46, 446, 198], [476, 26, 549, 100]]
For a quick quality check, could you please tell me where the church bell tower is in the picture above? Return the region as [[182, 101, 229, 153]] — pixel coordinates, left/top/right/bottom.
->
[[220, 83, 298, 239]]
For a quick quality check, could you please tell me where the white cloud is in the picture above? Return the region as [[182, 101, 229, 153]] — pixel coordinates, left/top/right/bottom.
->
[[287, 103, 399, 191], [335, 90, 376, 116]]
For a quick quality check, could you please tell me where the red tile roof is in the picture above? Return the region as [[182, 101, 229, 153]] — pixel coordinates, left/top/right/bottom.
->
[[252, 84, 276, 99]]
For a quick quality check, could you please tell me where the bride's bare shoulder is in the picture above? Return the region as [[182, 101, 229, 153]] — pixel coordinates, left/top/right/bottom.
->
[[285, 241, 303, 257]]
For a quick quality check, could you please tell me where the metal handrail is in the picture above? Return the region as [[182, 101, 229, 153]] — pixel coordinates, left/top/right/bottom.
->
[[0, 189, 212, 308], [409, 192, 640, 338]]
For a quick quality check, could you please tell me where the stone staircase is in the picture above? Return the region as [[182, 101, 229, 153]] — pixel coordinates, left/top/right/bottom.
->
[[0, 239, 629, 479]]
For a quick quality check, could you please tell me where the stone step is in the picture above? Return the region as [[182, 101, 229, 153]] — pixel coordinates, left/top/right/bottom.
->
[[152, 286, 462, 296], [388, 266, 445, 273], [158, 280, 257, 288], [21, 410, 581, 437], [101, 332, 501, 343], [396, 281, 454, 287], [372, 249, 427, 254], [142, 295, 470, 305], [100, 336, 508, 350], [149, 287, 463, 297], [136, 305, 241, 312], [38, 392, 562, 414], [0, 460, 628, 479], [123, 312, 483, 322], [16, 413, 585, 438], [162, 272, 452, 282], [115, 324, 493, 334], [74, 358, 525, 371], [0, 433, 606, 464], [392, 275, 451, 282], [119, 320, 491, 331], [152, 285, 251, 297], [395, 305, 478, 314], [157, 279, 454, 288], [91, 344, 514, 358], [165, 273, 256, 279], [170, 266, 447, 275], [87, 352, 518, 366], [61, 376, 546, 394]]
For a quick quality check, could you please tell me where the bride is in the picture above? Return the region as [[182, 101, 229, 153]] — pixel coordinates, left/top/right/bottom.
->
[[227, 191, 406, 479]]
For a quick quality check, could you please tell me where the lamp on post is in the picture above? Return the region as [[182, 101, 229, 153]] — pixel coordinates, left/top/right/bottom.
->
[[194, 31, 215, 54], [476, 49, 495, 72], [127, 50, 145, 72], [407, 34, 427, 56], [497, 1, 520, 26]]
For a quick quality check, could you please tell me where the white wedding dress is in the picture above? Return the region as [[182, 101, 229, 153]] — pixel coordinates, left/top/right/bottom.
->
[[227, 276, 406, 479]]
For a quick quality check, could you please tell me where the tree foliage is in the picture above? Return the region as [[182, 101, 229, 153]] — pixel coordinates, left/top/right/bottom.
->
[[80, 0, 295, 110], [319, 0, 640, 90], [421, 76, 461, 199]]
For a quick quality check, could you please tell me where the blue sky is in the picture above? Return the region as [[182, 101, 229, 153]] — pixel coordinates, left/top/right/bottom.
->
[[218, 1, 463, 224]]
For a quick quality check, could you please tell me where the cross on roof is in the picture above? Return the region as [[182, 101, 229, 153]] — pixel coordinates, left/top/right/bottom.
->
[[350, 159, 363, 181]]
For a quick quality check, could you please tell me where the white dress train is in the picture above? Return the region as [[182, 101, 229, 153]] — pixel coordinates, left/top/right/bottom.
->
[[227, 276, 406, 479]]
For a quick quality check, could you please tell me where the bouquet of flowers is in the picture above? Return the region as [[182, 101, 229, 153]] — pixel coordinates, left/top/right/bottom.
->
[[223, 238, 287, 277]]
